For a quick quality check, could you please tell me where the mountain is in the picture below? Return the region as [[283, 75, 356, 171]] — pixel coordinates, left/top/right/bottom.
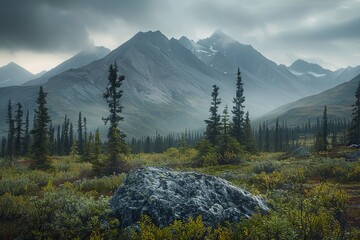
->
[[254, 74, 360, 126], [288, 59, 332, 77], [1, 30, 358, 138], [23, 46, 111, 86], [179, 31, 318, 112], [0, 62, 35, 87], [0, 31, 234, 138], [286, 59, 360, 95]]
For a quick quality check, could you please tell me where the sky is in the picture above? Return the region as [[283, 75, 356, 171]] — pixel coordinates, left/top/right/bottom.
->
[[0, 0, 359, 73]]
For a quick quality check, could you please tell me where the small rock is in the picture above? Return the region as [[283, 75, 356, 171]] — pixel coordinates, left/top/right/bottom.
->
[[110, 167, 268, 228]]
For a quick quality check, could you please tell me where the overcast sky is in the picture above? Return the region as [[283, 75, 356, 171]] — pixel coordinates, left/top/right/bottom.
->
[[0, 0, 359, 73]]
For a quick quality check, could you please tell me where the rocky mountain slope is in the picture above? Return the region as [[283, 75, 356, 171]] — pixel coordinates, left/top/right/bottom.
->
[[0, 62, 34, 87], [23, 46, 110, 86]]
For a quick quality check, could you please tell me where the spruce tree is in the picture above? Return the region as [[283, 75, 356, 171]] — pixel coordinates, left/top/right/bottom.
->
[[102, 62, 127, 174], [31, 86, 51, 169], [14, 102, 23, 156], [23, 110, 30, 155], [265, 126, 270, 152], [205, 85, 221, 145], [6, 99, 15, 161], [243, 111, 257, 153], [231, 68, 245, 144], [48, 122, 55, 155], [322, 105, 328, 150], [1, 137, 6, 158], [94, 128, 102, 160], [218, 105, 231, 163], [69, 122, 74, 154], [274, 117, 280, 152], [348, 81, 360, 144], [77, 112, 84, 155]]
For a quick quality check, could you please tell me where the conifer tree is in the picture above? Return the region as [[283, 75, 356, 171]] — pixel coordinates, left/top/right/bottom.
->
[[1, 137, 6, 158], [14, 102, 23, 156], [243, 111, 257, 153], [274, 117, 280, 152], [48, 122, 55, 155], [205, 85, 221, 145], [31, 86, 51, 169], [56, 124, 61, 155], [348, 81, 360, 144], [265, 126, 270, 152], [94, 128, 102, 160], [6, 99, 15, 161], [322, 105, 328, 150], [231, 68, 245, 144], [69, 122, 74, 153], [83, 117, 87, 152], [218, 105, 231, 163], [23, 110, 30, 155], [102, 62, 127, 174], [70, 141, 78, 159], [77, 112, 84, 155], [258, 124, 263, 151]]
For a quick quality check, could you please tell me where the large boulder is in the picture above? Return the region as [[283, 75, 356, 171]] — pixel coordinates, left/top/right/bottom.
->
[[110, 167, 268, 228]]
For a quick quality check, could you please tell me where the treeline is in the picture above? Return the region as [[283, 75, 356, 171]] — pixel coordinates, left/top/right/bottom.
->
[[1, 63, 130, 175], [1, 99, 103, 161], [129, 130, 203, 154], [255, 116, 349, 152]]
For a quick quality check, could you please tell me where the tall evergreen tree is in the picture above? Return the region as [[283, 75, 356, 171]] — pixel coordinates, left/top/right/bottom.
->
[[23, 110, 30, 155], [77, 112, 84, 155], [265, 126, 270, 152], [6, 99, 15, 161], [102, 62, 127, 174], [1, 137, 6, 158], [348, 81, 360, 144], [205, 85, 222, 145], [94, 128, 102, 160], [14, 102, 23, 156], [69, 122, 74, 153], [31, 86, 51, 169], [218, 105, 231, 163], [274, 117, 280, 152], [243, 111, 257, 153], [48, 122, 55, 155], [84, 117, 87, 152], [322, 105, 328, 150], [231, 68, 245, 144]]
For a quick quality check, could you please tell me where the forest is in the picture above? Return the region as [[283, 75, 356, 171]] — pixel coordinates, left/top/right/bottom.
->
[[1, 64, 360, 239]]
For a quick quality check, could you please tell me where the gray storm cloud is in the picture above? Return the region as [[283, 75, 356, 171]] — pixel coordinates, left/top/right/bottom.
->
[[0, 0, 359, 68]]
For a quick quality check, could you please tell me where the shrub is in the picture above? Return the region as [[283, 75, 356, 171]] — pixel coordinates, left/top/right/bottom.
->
[[75, 173, 125, 194], [252, 161, 281, 174]]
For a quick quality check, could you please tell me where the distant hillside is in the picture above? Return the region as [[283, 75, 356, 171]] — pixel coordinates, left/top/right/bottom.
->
[[23, 46, 111, 86], [254, 74, 360, 126], [286, 59, 360, 95], [0, 62, 34, 87], [288, 59, 332, 76]]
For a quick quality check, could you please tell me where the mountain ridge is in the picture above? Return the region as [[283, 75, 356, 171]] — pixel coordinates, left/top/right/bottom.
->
[[0, 62, 35, 87], [23, 46, 111, 86]]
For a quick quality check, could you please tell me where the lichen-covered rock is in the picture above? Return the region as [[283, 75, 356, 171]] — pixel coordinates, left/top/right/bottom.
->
[[110, 167, 268, 228]]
